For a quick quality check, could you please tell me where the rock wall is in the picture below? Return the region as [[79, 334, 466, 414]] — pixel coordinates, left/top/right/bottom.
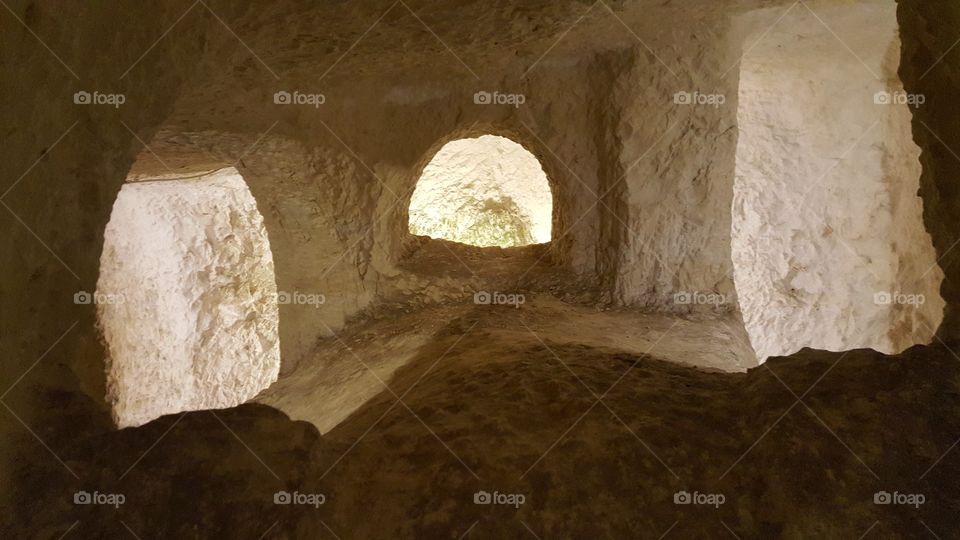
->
[[145, 54, 629, 375], [611, 22, 742, 313], [0, 0, 249, 503], [731, 1, 943, 359], [899, 0, 960, 344], [226, 135, 381, 374], [98, 169, 280, 427]]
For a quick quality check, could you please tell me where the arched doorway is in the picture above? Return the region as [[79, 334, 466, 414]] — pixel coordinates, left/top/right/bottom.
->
[[730, 1, 944, 361], [408, 135, 553, 248], [96, 167, 280, 427]]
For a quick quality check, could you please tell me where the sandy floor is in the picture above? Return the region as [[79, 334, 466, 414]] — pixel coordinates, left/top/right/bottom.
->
[[15, 241, 955, 538], [19, 320, 955, 538], [257, 242, 757, 433]]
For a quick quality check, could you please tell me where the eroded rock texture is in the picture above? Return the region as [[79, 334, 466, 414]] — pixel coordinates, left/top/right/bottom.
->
[[732, 2, 944, 360], [899, 0, 960, 343]]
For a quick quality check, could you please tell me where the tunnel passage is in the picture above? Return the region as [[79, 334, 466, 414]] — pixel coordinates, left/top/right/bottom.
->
[[731, 1, 945, 361], [96, 167, 280, 428], [408, 135, 553, 248]]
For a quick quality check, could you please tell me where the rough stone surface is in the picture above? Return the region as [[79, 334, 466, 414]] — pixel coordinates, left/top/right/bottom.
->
[[98, 168, 280, 427], [731, 2, 944, 360], [899, 0, 960, 344]]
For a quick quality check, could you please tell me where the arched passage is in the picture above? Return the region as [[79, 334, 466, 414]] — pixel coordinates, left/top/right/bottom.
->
[[408, 134, 553, 248], [96, 167, 280, 428]]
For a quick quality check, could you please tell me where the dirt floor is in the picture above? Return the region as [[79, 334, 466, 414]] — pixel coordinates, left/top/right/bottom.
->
[[5, 243, 960, 538], [257, 241, 757, 433]]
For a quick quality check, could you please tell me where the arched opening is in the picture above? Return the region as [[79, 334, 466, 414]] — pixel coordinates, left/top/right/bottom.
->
[[408, 134, 553, 248], [96, 167, 280, 428], [731, 0, 945, 361]]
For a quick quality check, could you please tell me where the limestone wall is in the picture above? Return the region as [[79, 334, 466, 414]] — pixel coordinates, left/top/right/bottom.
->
[[731, 2, 943, 359], [611, 29, 741, 312]]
